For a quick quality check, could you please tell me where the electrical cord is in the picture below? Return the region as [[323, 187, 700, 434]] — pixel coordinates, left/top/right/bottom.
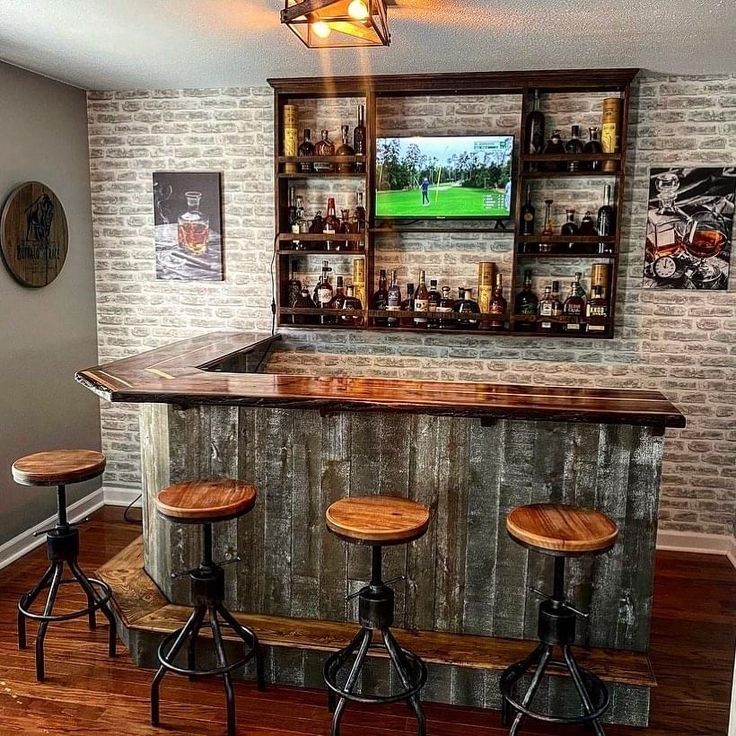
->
[[270, 234, 278, 337], [123, 493, 143, 523]]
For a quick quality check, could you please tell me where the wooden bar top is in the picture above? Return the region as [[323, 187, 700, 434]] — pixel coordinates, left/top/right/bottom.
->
[[75, 331, 686, 429]]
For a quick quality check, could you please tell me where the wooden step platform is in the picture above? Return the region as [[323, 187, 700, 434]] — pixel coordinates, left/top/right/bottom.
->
[[98, 536, 656, 689]]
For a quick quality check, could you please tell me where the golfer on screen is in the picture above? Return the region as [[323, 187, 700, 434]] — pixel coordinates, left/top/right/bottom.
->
[[421, 177, 430, 206]]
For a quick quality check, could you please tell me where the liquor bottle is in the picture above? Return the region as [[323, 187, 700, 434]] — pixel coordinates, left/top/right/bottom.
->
[[586, 285, 609, 332], [561, 209, 579, 253], [514, 269, 538, 329], [456, 289, 480, 329], [540, 199, 554, 253], [314, 129, 335, 173], [340, 208, 353, 251], [565, 125, 585, 171], [293, 195, 306, 250], [386, 270, 402, 327], [372, 268, 389, 326], [583, 127, 602, 171], [520, 185, 535, 235], [283, 105, 298, 174], [646, 171, 686, 260], [353, 258, 366, 306], [563, 279, 585, 332], [355, 191, 367, 233], [298, 129, 315, 172], [537, 284, 556, 331], [427, 279, 441, 327], [573, 271, 586, 299], [309, 211, 324, 235], [313, 261, 334, 323], [293, 282, 316, 325], [550, 281, 563, 317], [436, 286, 456, 329], [596, 183, 615, 238], [287, 259, 302, 307], [488, 274, 507, 330], [354, 105, 366, 172], [401, 283, 415, 326], [341, 284, 364, 326], [336, 124, 355, 173], [578, 210, 596, 235], [414, 271, 429, 327], [601, 97, 623, 173], [525, 90, 545, 162], [177, 191, 209, 254], [543, 129, 566, 172], [287, 186, 298, 230], [330, 275, 346, 310], [323, 197, 339, 251]]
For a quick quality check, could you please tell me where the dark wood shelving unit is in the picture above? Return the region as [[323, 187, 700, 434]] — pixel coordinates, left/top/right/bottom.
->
[[269, 69, 637, 339]]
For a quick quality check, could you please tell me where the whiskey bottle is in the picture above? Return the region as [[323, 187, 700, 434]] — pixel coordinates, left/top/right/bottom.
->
[[355, 191, 367, 234], [309, 211, 324, 235], [573, 271, 586, 299], [313, 261, 334, 324], [330, 275, 346, 310], [578, 210, 596, 236], [525, 90, 546, 160], [488, 274, 507, 330], [341, 284, 364, 326], [543, 129, 566, 172], [287, 186, 298, 230], [565, 125, 584, 171], [596, 183, 615, 239], [354, 105, 366, 172], [515, 269, 538, 329], [298, 129, 315, 173], [340, 208, 353, 251], [436, 286, 456, 329], [177, 191, 209, 254], [586, 285, 609, 333], [550, 281, 563, 317], [540, 199, 554, 253], [538, 285, 555, 331], [414, 271, 429, 327], [386, 269, 402, 327], [427, 279, 441, 327], [456, 289, 480, 329], [563, 279, 585, 333], [520, 185, 535, 235], [583, 127, 602, 171], [287, 259, 302, 307], [293, 282, 316, 325], [372, 268, 389, 326], [323, 197, 340, 251], [293, 195, 306, 250], [336, 124, 355, 173], [561, 209, 579, 253], [401, 283, 415, 326], [314, 129, 335, 173]]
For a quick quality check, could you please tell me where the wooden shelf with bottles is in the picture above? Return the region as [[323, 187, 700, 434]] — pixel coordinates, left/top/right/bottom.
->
[[269, 69, 637, 338]]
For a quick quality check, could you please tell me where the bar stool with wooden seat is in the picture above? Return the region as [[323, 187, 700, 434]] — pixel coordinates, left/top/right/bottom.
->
[[323, 495, 431, 736], [12, 449, 116, 682], [151, 480, 265, 736], [500, 503, 619, 736]]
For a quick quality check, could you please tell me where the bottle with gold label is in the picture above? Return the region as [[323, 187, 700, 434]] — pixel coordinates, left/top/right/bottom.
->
[[488, 274, 507, 330], [601, 97, 622, 172]]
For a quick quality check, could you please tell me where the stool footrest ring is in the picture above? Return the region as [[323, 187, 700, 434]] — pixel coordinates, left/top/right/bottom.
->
[[18, 578, 113, 623]]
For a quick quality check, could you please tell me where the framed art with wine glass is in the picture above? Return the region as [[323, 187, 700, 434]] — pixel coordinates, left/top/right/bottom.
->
[[644, 166, 735, 290]]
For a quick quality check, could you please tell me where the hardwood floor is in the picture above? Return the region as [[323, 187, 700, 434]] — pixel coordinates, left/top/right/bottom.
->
[[0, 507, 732, 736]]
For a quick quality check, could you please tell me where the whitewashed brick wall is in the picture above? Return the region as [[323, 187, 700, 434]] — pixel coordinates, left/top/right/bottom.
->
[[87, 73, 736, 536]]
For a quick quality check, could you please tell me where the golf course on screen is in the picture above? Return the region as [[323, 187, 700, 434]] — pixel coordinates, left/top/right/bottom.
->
[[375, 135, 513, 219]]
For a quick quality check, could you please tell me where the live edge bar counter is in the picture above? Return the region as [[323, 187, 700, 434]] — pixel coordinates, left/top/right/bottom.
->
[[76, 330, 685, 727]]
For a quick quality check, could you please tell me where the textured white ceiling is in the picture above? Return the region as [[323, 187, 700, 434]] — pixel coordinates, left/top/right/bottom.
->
[[0, 0, 733, 90]]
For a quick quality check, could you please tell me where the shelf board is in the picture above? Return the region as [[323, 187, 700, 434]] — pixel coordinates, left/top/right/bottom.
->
[[278, 233, 366, 241], [521, 170, 620, 179], [516, 235, 616, 244], [278, 155, 366, 163], [278, 249, 367, 256], [520, 152, 621, 163], [516, 251, 615, 258], [278, 172, 367, 179]]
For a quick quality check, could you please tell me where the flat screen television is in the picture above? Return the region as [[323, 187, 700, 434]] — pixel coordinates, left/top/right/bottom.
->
[[375, 135, 514, 220]]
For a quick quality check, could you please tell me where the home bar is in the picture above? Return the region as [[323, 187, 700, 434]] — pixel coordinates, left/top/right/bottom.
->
[[3, 5, 736, 735]]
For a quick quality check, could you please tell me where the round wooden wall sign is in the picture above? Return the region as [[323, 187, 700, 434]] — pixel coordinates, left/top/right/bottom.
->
[[1, 181, 68, 287]]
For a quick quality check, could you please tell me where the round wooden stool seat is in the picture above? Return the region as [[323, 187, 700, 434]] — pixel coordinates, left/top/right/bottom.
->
[[12, 449, 106, 486], [156, 480, 257, 524], [326, 496, 430, 546], [506, 503, 618, 555]]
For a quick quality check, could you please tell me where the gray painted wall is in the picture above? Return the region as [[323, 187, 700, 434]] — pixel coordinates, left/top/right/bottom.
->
[[0, 61, 100, 544]]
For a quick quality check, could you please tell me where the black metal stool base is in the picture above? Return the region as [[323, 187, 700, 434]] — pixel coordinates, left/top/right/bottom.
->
[[323, 547, 427, 736], [17, 524, 117, 682]]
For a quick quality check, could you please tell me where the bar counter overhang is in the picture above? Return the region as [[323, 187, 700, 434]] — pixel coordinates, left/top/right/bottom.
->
[[76, 331, 686, 727]]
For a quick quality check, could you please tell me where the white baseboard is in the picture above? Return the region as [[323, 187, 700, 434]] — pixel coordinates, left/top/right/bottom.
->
[[0, 488, 105, 571], [102, 485, 142, 508], [657, 529, 736, 569]]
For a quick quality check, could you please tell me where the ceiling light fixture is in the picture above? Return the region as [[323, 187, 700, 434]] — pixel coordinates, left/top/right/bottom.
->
[[281, 0, 391, 49]]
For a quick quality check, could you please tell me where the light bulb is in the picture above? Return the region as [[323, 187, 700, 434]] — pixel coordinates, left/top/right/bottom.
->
[[312, 20, 332, 38], [348, 0, 369, 20]]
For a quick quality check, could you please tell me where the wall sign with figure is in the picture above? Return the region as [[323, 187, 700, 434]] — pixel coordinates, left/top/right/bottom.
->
[[644, 167, 735, 289], [153, 171, 224, 281], [0, 181, 68, 287]]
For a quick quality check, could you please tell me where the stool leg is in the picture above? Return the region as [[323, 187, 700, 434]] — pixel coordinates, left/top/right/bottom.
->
[[383, 629, 426, 736], [216, 603, 266, 691], [186, 607, 207, 681], [562, 645, 607, 736], [210, 608, 236, 736], [500, 641, 546, 726], [325, 628, 366, 713], [68, 560, 117, 658], [151, 607, 201, 726], [18, 564, 56, 649], [35, 562, 64, 682], [331, 628, 373, 736], [508, 645, 553, 736]]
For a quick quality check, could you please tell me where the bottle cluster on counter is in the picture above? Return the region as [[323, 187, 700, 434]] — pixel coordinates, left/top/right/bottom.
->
[[514, 265, 610, 333], [287, 190, 367, 251], [295, 104, 366, 174]]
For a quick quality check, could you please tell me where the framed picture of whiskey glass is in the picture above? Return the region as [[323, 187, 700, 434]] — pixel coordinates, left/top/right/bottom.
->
[[152, 171, 224, 281], [644, 167, 735, 290]]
